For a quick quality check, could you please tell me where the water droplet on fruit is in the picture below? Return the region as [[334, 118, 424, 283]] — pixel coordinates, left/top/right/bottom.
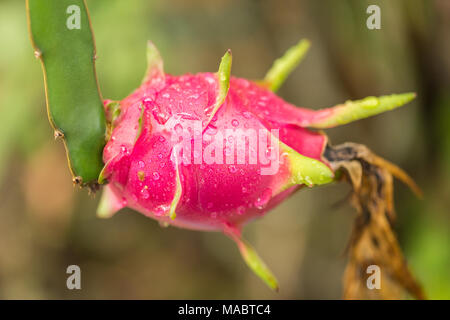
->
[[229, 165, 237, 173], [206, 126, 217, 135], [304, 175, 313, 187], [243, 111, 252, 119], [153, 172, 160, 180], [159, 221, 169, 228], [254, 188, 272, 209], [232, 119, 239, 127], [224, 146, 232, 157], [154, 205, 169, 217], [140, 187, 149, 199], [174, 123, 183, 134]]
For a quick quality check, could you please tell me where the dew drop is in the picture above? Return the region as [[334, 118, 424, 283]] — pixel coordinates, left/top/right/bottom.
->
[[254, 188, 272, 209], [257, 101, 266, 107], [140, 187, 149, 199], [231, 119, 239, 127], [159, 221, 169, 228], [153, 172, 160, 180], [206, 126, 217, 135], [174, 123, 183, 134], [243, 111, 252, 119], [224, 147, 232, 157], [237, 206, 246, 215], [154, 205, 169, 217]]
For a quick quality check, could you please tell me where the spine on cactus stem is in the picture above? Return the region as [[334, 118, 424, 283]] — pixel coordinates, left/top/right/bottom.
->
[[26, 0, 106, 188]]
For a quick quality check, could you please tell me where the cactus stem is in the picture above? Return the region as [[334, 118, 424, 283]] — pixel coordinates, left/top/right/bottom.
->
[[27, 0, 107, 186]]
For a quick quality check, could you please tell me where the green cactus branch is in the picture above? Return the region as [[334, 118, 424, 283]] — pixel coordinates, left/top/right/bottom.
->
[[26, 0, 106, 187]]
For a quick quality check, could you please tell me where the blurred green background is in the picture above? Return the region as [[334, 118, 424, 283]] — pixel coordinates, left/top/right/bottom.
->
[[0, 0, 449, 299]]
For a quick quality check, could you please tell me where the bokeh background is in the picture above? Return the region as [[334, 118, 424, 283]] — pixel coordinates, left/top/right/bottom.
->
[[0, 0, 449, 299]]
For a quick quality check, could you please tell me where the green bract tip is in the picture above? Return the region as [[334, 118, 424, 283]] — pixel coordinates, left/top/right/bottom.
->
[[204, 49, 232, 129], [308, 93, 417, 129], [264, 39, 311, 92], [142, 41, 164, 84]]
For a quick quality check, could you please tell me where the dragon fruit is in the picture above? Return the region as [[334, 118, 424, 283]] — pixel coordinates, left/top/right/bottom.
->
[[96, 40, 418, 291]]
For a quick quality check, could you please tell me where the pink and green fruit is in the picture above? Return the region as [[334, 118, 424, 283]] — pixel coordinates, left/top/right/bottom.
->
[[96, 41, 415, 290]]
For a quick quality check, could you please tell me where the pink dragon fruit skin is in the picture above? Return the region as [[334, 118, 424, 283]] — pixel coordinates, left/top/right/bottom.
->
[[97, 41, 416, 290], [101, 71, 332, 230]]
